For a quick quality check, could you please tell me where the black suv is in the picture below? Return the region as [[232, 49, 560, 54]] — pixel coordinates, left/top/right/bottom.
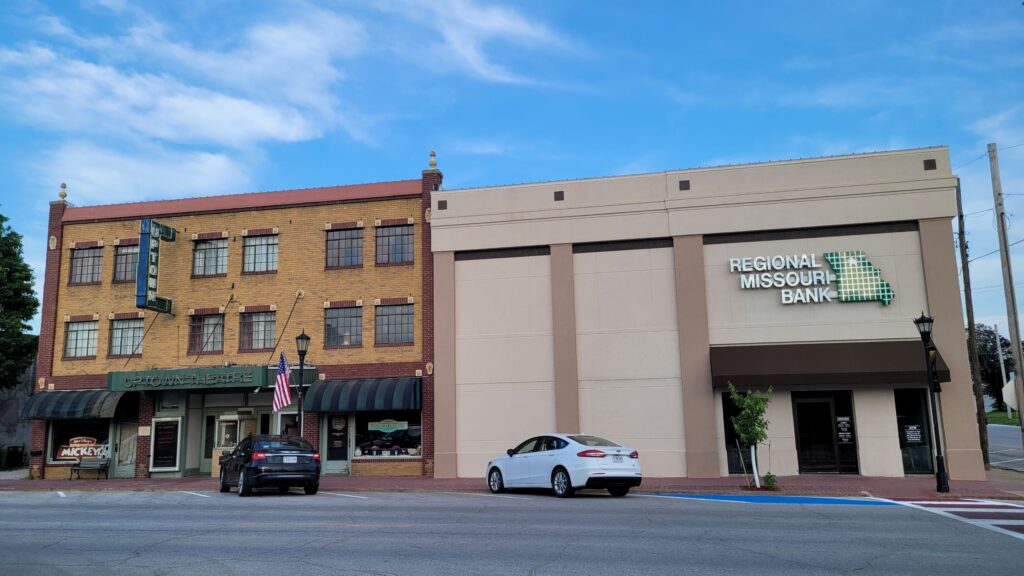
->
[[219, 435, 321, 496]]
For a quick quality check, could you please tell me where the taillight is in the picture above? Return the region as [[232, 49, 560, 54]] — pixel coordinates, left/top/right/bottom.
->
[[251, 452, 267, 461], [577, 449, 606, 458], [629, 450, 639, 459], [312, 453, 321, 461]]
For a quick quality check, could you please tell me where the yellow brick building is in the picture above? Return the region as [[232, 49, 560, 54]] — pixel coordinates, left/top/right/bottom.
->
[[28, 167, 441, 480]]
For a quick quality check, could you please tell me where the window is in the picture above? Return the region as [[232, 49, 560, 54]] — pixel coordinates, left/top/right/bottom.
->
[[325, 307, 362, 346], [113, 245, 139, 283], [240, 312, 276, 351], [375, 304, 413, 345], [326, 229, 363, 268], [70, 247, 103, 284], [109, 318, 143, 356], [243, 235, 278, 273], [193, 239, 228, 276], [375, 225, 413, 265], [354, 411, 421, 458], [64, 320, 98, 358], [49, 419, 109, 463], [188, 314, 224, 354]]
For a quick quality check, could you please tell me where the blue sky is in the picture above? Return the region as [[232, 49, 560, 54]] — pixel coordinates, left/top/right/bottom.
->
[[1, 1, 1022, 333]]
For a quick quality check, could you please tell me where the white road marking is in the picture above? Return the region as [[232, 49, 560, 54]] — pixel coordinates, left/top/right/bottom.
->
[[57, 492, 66, 498], [439, 491, 531, 500], [991, 457, 1024, 464], [326, 493, 369, 499], [639, 494, 752, 505], [181, 491, 211, 498], [891, 498, 1024, 542]]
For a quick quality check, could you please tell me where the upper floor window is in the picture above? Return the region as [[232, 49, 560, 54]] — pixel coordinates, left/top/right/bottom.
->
[[326, 229, 363, 268], [375, 225, 413, 265], [325, 307, 362, 347], [69, 247, 103, 285], [193, 239, 228, 276], [240, 311, 276, 351], [64, 320, 98, 358], [188, 314, 224, 354], [109, 318, 144, 356], [375, 304, 413, 345], [113, 245, 139, 283], [243, 235, 278, 273]]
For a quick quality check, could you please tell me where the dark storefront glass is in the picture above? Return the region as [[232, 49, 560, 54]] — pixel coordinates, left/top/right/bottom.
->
[[721, 392, 753, 474], [50, 419, 110, 463], [792, 391, 859, 474], [895, 388, 934, 474], [326, 415, 348, 461], [354, 411, 422, 457]]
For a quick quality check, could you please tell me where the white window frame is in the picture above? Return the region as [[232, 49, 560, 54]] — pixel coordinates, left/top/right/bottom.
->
[[149, 417, 182, 473]]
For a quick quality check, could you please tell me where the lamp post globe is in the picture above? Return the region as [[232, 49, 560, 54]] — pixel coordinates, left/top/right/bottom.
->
[[913, 314, 949, 493], [296, 330, 311, 436]]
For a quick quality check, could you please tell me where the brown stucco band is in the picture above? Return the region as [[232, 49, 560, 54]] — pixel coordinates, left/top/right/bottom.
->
[[550, 244, 580, 434], [710, 341, 950, 389], [674, 236, 721, 477]]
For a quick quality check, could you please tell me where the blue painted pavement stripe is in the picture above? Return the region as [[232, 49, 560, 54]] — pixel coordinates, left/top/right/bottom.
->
[[647, 494, 898, 506]]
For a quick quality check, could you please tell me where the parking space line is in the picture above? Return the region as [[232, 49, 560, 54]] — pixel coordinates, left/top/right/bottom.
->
[[991, 457, 1024, 465], [326, 493, 369, 499], [439, 491, 531, 500], [181, 491, 211, 498]]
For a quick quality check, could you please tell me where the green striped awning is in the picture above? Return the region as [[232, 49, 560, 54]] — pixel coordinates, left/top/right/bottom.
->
[[20, 390, 126, 420], [303, 378, 421, 412]]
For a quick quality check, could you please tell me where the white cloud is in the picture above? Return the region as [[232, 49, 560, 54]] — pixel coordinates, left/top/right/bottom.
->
[[38, 142, 252, 206]]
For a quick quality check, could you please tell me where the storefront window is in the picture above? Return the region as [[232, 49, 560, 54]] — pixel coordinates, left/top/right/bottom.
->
[[50, 419, 110, 463], [895, 388, 934, 474], [721, 393, 753, 474], [354, 411, 421, 457]]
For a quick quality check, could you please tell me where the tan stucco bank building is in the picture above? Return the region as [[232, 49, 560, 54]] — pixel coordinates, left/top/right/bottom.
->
[[429, 147, 986, 481]]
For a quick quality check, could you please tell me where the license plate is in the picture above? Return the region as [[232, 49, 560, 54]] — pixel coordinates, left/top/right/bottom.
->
[[283, 456, 297, 464], [613, 455, 623, 463]]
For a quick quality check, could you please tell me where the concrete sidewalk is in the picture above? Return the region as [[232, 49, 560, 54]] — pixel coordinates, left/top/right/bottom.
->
[[2, 468, 1023, 500]]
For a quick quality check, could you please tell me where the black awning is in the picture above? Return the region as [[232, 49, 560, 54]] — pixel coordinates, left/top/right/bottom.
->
[[20, 389, 126, 420], [303, 377, 421, 412], [709, 340, 950, 389]]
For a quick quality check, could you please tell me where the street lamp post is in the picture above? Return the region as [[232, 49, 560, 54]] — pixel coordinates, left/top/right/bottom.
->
[[295, 330, 311, 436], [913, 314, 950, 493]]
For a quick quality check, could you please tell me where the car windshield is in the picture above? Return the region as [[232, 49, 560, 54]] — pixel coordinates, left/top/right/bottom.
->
[[255, 438, 312, 451], [569, 435, 620, 447]]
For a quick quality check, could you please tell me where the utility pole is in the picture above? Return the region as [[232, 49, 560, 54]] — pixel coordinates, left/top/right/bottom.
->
[[989, 142, 1024, 449], [996, 324, 1009, 419], [957, 178, 990, 468]]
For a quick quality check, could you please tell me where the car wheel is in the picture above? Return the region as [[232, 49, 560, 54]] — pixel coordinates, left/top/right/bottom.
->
[[238, 469, 252, 497], [487, 468, 505, 494], [551, 468, 574, 498], [219, 469, 230, 493], [304, 483, 319, 495], [608, 486, 630, 497]]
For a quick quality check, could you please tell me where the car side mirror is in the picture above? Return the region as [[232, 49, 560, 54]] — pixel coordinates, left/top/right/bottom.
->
[[507, 449, 514, 457]]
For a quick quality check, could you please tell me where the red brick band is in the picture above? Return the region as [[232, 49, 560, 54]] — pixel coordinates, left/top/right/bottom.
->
[[378, 298, 410, 306], [67, 314, 95, 322], [72, 240, 100, 249], [112, 312, 141, 320], [195, 231, 224, 240], [378, 218, 410, 227], [245, 228, 275, 237], [242, 304, 273, 313], [117, 237, 139, 246], [192, 307, 221, 315], [326, 300, 359, 309], [328, 221, 359, 230]]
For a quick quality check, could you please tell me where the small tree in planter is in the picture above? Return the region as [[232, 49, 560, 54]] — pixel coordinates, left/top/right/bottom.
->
[[728, 382, 772, 489]]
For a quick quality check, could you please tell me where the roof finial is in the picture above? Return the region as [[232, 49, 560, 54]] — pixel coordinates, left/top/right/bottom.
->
[[59, 182, 67, 201], [429, 150, 437, 169]]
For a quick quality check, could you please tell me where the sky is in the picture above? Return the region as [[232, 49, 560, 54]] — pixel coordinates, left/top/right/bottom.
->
[[0, 0, 1022, 335]]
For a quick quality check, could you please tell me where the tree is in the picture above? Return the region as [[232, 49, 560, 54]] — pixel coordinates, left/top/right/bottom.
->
[[0, 212, 38, 389], [728, 382, 772, 489], [974, 323, 1014, 411]]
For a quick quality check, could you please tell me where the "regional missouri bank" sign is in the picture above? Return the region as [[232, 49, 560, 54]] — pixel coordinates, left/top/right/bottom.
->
[[728, 251, 894, 306]]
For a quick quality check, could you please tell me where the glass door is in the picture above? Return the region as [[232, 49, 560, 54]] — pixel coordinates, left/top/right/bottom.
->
[[112, 422, 138, 478], [322, 414, 351, 474], [895, 388, 934, 474], [793, 391, 859, 474]]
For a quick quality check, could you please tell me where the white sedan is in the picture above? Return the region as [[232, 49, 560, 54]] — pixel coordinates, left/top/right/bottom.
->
[[485, 434, 642, 497]]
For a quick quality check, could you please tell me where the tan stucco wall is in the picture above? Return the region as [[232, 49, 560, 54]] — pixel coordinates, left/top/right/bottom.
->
[[758, 391, 799, 477], [853, 388, 904, 477], [703, 231, 928, 345], [454, 255, 555, 477], [574, 247, 685, 477], [54, 198, 424, 376]]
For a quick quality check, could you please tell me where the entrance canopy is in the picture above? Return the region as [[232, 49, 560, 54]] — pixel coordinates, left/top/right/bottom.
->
[[710, 340, 950, 389], [303, 377, 422, 412], [20, 390, 126, 420]]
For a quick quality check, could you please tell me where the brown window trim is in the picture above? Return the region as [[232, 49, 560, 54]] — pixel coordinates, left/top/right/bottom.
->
[[237, 347, 275, 354], [374, 342, 414, 348], [116, 238, 140, 246], [61, 355, 97, 361], [325, 264, 363, 271], [324, 344, 363, 350], [112, 312, 142, 320], [327, 221, 360, 230], [375, 261, 414, 268], [194, 231, 226, 240], [191, 273, 229, 279], [71, 240, 101, 249], [245, 228, 276, 237], [111, 279, 134, 285], [377, 218, 412, 227], [241, 270, 278, 276], [107, 354, 142, 359], [325, 300, 359, 309], [186, 349, 225, 357], [67, 280, 102, 287]]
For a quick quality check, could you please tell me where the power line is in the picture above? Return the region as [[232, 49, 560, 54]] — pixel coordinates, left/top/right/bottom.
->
[[954, 143, 1023, 171], [967, 237, 1024, 264]]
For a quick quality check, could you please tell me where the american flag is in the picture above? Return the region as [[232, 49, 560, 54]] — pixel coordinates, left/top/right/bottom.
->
[[273, 351, 292, 412]]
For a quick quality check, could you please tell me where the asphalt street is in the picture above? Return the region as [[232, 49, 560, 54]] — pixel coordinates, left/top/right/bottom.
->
[[2, 488, 1021, 576], [989, 424, 1024, 472]]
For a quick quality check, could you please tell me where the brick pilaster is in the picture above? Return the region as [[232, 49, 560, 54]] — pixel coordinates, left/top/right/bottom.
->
[[421, 164, 441, 476], [36, 199, 69, 387], [135, 392, 154, 478]]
